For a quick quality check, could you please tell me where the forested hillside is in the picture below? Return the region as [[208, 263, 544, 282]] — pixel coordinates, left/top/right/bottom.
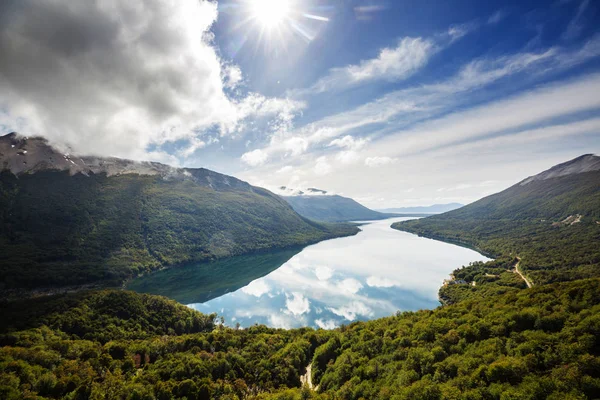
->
[[0, 170, 357, 292], [393, 157, 600, 298], [1, 280, 599, 399], [283, 194, 395, 222]]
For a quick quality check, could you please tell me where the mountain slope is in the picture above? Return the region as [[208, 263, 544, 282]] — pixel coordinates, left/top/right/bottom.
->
[[393, 154, 600, 289], [282, 189, 395, 222], [378, 203, 464, 214], [0, 133, 358, 291]]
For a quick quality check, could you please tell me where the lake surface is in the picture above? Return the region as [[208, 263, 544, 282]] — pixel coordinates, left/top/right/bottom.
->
[[127, 217, 490, 329]]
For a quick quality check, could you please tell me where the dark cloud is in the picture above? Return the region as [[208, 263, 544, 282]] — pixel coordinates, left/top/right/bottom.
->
[[0, 0, 301, 162]]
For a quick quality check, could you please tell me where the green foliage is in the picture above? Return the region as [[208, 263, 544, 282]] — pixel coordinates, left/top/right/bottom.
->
[[393, 171, 600, 301], [1, 280, 600, 399], [284, 195, 394, 222], [0, 170, 358, 291]]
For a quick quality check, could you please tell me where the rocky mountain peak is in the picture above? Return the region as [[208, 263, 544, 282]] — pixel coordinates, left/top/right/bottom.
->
[[520, 154, 600, 186]]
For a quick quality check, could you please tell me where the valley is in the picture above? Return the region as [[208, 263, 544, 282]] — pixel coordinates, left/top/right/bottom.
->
[[127, 217, 490, 328]]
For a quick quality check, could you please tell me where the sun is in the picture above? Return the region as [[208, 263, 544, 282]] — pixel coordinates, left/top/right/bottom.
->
[[249, 0, 293, 28]]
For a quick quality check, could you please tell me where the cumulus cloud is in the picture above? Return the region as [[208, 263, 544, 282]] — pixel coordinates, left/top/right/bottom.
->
[[336, 278, 363, 294], [329, 135, 369, 150], [366, 276, 399, 288], [315, 319, 338, 330], [0, 0, 302, 160], [315, 266, 334, 281], [241, 279, 271, 297], [241, 149, 269, 166], [328, 301, 373, 321], [285, 292, 310, 316]]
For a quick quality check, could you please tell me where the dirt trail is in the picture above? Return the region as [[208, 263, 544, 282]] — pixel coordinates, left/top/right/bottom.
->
[[513, 258, 533, 288], [300, 364, 314, 389]]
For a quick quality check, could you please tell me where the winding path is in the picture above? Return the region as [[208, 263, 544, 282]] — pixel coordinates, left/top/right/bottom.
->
[[300, 364, 314, 389], [514, 258, 533, 288]]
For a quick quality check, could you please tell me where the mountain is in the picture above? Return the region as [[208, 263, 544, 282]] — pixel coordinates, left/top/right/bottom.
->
[[0, 133, 358, 292], [378, 203, 464, 214], [393, 154, 600, 294], [279, 187, 395, 222]]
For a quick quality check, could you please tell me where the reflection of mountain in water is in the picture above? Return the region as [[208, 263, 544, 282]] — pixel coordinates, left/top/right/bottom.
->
[[126, 248, 302, 304]]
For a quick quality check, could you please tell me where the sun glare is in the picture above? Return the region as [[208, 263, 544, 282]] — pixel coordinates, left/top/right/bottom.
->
[[250, 0, 292, 28]]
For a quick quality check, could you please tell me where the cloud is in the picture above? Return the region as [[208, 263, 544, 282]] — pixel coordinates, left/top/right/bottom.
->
[[284, 292, 310, 316], [365, 156, 397, 167], [487, 10, 508, 25], [241, 279, 271, 297], [369, 72, 600, 158], [315, 319, 338, 330], [303, 37, 436, 94], [315, 266, 333, 281], [328, 301, 373, 321], [276, 166, 294, 174], [314, 156, 332, 175], [0, 0, 303, 160], [241, 149, 269, 166], [329, 135, 369, 150], [336, 278, 363, 294], [562, 0, 590, 40], [366, 276, 399, 288], [241, 36, 600, 171], [447, 22, 479, 42]]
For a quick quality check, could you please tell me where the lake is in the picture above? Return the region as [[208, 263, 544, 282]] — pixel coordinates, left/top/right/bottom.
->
[[127, 217, 490, 329]]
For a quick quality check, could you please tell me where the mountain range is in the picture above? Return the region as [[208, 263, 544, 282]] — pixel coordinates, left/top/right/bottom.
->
[[278, 186, 396, 222], [378, 203, 464, 214], [393, 153, 600, 295], [0, 133, 358, 292]]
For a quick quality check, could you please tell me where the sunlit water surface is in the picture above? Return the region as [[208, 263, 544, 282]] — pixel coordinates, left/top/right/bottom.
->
[[128, 218, 489, 329]]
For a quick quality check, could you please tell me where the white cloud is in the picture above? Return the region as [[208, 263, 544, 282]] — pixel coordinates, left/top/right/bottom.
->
[[366, 276, 399, 288], [276, 166, 294, 174], [304, 37, 436, 94], [328, 301, 373, 321], [365, 156, 397, 167], [242, 37, 600, 171], [0, 0, 303, 160], [562, 0, 590, 40], [329, 135, 369, 150], [285, 292, 310, 316], [370, 72, 600, 158], [487, 10, 508, 25], [314, 156, 332, 175], [315, 319, 338, 330], [315, 266, 333, 281], [336, 278, 363, 294], [241, 149, 269, 166], [241, 279, 271, 297]]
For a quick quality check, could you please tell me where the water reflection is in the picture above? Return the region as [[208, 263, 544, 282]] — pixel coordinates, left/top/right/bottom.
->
[[129, 218, 490, 329], [126, 249, 302, 304]]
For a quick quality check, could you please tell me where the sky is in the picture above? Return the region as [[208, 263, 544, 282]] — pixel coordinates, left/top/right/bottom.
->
[[0, 0, 599, 208]]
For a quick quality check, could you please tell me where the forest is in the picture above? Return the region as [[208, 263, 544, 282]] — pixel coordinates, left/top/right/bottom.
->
[[1, 279, 599, 399], [0, 170, 358, 294]]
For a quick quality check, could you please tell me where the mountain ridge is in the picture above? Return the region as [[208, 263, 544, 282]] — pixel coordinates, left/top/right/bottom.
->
[[393, 154, 600, 297], [378, 203, 464, 214], [0, 133, 359, 292]]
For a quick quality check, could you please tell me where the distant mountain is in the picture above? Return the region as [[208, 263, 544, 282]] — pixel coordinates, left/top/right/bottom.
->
[[0, 133, 358, 292], [280, 187, 395, 222], [393, 154, 600, 289], [378, 203, 464, 214]]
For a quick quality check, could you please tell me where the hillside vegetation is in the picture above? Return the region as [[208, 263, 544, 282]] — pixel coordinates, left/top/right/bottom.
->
[[0, 170, 357, 291], [283, 195, 395, 222], [393, 169, 600, 301], [1, 279, 599, 399]]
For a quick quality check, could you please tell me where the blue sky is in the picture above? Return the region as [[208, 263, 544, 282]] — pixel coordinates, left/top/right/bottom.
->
[[0, 0, 599, 207]]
